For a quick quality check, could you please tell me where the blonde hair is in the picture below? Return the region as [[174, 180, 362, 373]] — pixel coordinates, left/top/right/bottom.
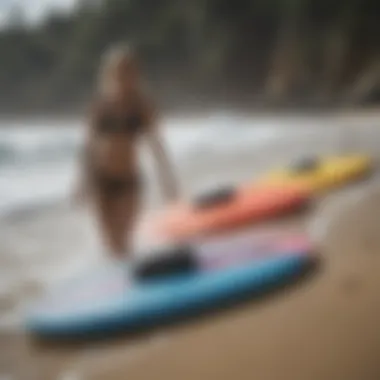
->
[[98, 43, 137, 95]]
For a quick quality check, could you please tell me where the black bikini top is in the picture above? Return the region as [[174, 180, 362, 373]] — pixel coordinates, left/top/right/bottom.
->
[[95, 100, 145, 137]]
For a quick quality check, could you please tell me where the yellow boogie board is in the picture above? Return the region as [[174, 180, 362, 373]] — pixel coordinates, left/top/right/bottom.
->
[[259, 155, 372, 194]]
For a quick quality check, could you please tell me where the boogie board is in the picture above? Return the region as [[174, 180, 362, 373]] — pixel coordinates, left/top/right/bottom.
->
[[144, 184, 308, 241], [26, 229, 315, 339], [259, 155, 372, 194]]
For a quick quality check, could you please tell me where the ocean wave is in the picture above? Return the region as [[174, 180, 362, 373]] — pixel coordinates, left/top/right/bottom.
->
[[0, 114, 283, 219], [0, 132, 80, 167]]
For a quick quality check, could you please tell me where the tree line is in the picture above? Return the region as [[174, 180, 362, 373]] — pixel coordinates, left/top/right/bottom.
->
[[0, 0, 379, 115]]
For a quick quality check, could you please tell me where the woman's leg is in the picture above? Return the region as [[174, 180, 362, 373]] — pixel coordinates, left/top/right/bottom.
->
[[94, 192, 140, 259], [110, 192, 140, 258]]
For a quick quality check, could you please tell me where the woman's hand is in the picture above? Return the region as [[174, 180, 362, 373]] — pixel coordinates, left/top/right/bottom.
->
[[161, 171, 180, 203]]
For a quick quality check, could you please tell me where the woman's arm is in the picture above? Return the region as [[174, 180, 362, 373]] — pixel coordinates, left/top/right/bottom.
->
[[144, 103, 180, 202]]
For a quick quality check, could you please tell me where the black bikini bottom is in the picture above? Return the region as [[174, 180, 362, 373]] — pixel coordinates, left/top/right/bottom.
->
[[91, 170, 142, 198]]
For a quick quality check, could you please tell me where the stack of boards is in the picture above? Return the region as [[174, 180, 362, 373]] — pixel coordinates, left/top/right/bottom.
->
[[145, 155, 371, 241], [26, 154, 371, 340]]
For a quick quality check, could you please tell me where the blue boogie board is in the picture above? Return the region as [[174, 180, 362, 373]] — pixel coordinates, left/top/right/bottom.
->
[[26, 229, 315, 339]]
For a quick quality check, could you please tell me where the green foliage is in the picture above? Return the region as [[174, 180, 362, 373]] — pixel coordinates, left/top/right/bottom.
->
[[0, 0, 378, 113]]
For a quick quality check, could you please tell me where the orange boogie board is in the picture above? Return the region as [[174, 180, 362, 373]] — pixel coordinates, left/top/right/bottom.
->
[[145, 184, 309, 241]]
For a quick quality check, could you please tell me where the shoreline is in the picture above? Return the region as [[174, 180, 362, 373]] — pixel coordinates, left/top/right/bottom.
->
[[0, 105, 378, 124]]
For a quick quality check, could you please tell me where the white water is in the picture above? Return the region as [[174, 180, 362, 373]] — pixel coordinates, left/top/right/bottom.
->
[[0, 113, 294, 219]]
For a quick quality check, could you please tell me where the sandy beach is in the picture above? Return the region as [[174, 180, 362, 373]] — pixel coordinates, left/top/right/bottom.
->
[[1, 111, 380, 380]]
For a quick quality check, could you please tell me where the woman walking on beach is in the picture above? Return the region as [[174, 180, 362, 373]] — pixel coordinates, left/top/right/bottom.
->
[[75, 44, 179, 259]]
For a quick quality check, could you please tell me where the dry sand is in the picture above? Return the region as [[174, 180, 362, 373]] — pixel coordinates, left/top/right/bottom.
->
[[1, 113, 380, 380]]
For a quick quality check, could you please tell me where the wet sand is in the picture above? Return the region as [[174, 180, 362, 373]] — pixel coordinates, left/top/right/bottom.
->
[[1, 113, 380, 380]]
